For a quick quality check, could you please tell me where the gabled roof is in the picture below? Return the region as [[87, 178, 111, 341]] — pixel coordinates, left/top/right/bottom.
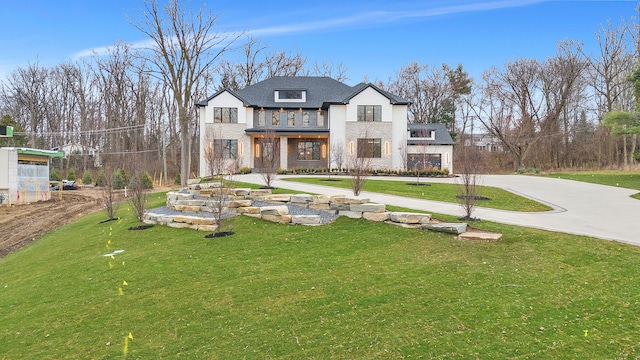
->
[[407, 123, 455, 145], [197, 76, 410, 108], [344, 82, 410, 105], [196, 88, 249, 107]]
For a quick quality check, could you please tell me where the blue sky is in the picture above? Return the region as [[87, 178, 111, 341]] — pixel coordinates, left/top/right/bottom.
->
[[1, 0, 637, 85]]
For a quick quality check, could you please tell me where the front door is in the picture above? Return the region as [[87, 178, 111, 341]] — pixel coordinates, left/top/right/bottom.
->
[[254, 137, 280, 171]]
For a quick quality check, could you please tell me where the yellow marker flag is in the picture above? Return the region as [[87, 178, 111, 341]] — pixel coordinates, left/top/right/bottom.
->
[[118, 287, 124, 296], [110, 255, 115, 260], [122, 261, 125, 266], [123, 336, 129, 355], [109, 227, 112, 231], [107, 239, 111, 244], [123, 280, 128, 286], [128, 332, 133, 340], [108, 262, 113, 269]]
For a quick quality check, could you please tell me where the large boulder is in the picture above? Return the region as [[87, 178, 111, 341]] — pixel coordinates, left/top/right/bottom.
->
[[389, 212, 431, 224]]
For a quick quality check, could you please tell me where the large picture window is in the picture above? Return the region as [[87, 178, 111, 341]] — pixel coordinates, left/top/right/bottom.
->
[[272, 110, 280, 126], [357, 138, 381, 158], [213, 139, 238, 159], [357, 105, 382, 122], [213, 107, 238, 123], [297, 141, 321, 161]]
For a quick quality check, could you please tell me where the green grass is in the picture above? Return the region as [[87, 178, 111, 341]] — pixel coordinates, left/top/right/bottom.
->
[[544, 170, 640, 199], [2, 192, 640, 358], [283, 177, 551, 212], [543, 171, 640, 190]]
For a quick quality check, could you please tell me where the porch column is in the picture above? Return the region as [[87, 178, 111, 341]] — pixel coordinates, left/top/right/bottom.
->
[[280, 136, 288, 170]]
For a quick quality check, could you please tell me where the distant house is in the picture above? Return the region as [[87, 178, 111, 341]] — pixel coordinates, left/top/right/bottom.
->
[[406, 123, 455, 174], [196, 76, 410, 176], [465, 133, 503, 152], [0, 147, 64, 205], [51, 143, 100, 167]]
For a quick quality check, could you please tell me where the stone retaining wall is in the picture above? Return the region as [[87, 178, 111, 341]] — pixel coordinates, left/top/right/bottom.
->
[[144, 184, 500, 241]]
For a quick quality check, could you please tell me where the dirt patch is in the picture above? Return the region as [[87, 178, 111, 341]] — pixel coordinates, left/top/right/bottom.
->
[[0, 186, 175, 258]]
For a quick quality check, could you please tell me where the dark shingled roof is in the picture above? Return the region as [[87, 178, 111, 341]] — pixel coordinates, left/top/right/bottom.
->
[[197, 76, 410, 108], [407, 123, 456, 145]]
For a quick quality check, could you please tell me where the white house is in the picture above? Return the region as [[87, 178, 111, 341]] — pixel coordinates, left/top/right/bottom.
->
[[197, 76, 454, 175], [0, 147, 64, 205]]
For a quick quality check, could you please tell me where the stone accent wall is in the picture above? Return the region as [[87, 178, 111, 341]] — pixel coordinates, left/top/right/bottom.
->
[[142, 183, 504, 241]]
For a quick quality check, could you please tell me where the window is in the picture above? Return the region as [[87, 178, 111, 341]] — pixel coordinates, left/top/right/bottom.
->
[[297, 141, 321, 161], [213, 139, 238, 159], [302, 111, 310, 127], [357, 105, 381, 122], [287, 111, 295, 127], [317, 110, 324, 126], [258, 110, 265, 126], [213, 107, 238, 123], [275, 90, 306, 102], [272, 110, 280, 126], [357, 138, 381, 158], [410, 129, 435, 139], [280, 90, 302, 99]]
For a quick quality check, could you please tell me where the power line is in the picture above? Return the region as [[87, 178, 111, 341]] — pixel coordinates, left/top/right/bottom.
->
[[13, 124, 147, 137]]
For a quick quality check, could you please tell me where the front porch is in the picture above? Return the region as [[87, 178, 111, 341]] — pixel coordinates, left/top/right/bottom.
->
[[250, 131, 329, 171]]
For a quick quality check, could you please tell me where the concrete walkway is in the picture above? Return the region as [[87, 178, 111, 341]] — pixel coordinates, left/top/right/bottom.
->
[[235, 174, 640, 246]]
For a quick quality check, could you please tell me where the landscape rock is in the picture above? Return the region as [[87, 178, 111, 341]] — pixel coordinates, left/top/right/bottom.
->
[[389, 212, 431, 224], [291, 215, 322, 225], [290, 194, 313, 203], [458, 232, 503, 241], [362, 212, 391, 222], [339, 210, 363, 219], [260, 205, 289, 216], [350, 203, 386, 213], [333, 197, 369, 205], [422, 222, 468, 235], [262, 214, 293, 223]]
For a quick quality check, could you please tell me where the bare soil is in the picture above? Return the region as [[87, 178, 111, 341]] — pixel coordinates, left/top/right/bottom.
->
[[0, 186, 175, 258]]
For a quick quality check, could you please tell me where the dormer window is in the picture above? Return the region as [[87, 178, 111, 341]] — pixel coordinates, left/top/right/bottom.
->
[[409, 129, 435, 140], [274, 90, 306, 102]]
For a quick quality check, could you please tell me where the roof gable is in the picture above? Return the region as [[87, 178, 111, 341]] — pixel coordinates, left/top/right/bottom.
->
[[197, 76, 409, 109]]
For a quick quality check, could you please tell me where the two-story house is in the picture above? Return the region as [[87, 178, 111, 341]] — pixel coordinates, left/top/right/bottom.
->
[[197, 76, 454, 176]]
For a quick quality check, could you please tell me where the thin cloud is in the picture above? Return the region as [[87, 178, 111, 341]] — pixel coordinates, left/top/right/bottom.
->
[[73, 0, 548, 59]]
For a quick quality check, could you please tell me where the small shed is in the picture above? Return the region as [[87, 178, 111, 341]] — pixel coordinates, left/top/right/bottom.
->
[[0, 147, 64, 205]]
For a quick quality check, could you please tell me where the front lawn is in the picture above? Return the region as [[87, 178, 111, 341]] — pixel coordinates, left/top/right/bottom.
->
[[544, 171, 640, 199], [1, 192, 639, 358], [283, 177, 551, 212]]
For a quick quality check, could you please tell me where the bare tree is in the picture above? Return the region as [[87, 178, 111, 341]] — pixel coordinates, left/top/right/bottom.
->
[[256, 129, 279, 188], [311, 60, 350, 82], [130, 0, 239, 188], [330, 140, 346, 171], [456, 143, 485, 221], [348, 135, 373, 196], [127, 156, 150, 224], [100, 163, 120, 222]]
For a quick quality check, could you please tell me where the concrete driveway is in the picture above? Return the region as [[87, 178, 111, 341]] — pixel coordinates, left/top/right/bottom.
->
[[235, 174, 640, 246]]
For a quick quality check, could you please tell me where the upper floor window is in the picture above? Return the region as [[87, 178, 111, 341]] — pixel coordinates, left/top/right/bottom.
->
[[274, 90, 306, 103], [213, 107, 238, 123], [302, 111, 310, 127], [410, 129, 435, 140], [287, 111, 295, 127], [357, 138, 381, 158], [317, 110, 324, 126], [357, 105, 381, 122], [272, 110, 280, 126], [258, 110, 266, 126]]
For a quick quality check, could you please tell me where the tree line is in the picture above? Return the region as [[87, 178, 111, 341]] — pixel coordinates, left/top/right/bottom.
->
[[0, 0, 638, 181]]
